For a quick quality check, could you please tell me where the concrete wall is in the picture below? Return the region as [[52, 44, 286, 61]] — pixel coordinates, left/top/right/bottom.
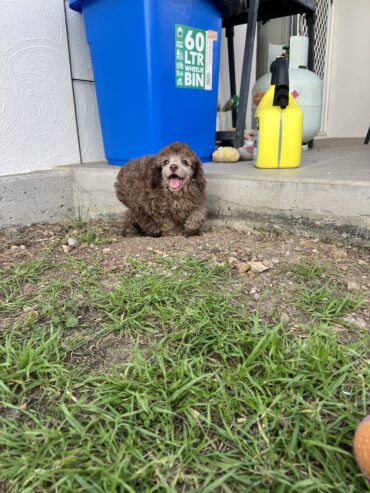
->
[[324, 0, 370, 138]]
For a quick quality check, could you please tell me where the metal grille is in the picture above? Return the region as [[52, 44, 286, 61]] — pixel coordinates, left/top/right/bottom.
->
[[298, 0, 330, 79]]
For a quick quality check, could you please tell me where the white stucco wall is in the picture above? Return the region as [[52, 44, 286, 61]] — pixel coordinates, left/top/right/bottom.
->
[[324, 0, 370, 138], [0, 0, 81, 176]]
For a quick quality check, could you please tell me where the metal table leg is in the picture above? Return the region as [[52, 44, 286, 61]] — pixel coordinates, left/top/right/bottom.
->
[[365, 126, 370, 144], [306, 11, 315, 72], [234, 0, 259, 148], [226, 25, 237, 127], [306, 10, 315, 148]]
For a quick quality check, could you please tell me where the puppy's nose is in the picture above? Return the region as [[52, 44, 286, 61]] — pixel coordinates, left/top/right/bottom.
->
[[170, 164, 178, 172]]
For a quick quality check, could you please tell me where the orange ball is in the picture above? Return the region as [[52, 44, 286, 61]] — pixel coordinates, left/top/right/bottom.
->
[[353, 415, 370, 481]]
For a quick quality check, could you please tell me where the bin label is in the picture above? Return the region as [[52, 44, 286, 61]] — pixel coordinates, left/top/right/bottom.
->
[[175, 24, 217, 91]]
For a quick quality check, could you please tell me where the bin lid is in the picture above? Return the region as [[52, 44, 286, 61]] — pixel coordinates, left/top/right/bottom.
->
[[69, 0, 82, 12]]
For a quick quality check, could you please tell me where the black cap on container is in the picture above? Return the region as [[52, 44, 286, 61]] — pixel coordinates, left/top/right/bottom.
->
[[270, 57, 290, 109]]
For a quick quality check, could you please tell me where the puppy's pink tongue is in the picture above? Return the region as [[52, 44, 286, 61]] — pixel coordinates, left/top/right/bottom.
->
[[169, 177, 181, 190]]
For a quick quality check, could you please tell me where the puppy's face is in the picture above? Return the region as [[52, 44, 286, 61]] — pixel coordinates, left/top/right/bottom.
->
[[157, 143, 200, 192]]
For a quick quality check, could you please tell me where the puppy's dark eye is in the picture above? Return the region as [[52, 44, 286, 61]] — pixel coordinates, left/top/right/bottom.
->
[[182, 159, 189, 166], [163, 159, 169, 165]]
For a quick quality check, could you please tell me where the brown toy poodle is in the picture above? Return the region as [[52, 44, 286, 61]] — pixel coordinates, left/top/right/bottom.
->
[[114, 142, 206, 237]]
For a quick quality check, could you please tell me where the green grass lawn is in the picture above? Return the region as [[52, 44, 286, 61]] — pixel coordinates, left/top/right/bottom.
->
[[0, 243, 369, 492]]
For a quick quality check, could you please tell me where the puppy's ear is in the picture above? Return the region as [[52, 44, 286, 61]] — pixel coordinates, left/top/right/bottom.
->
[[150, 159, 163, 189], [192, 160, 206, 193]]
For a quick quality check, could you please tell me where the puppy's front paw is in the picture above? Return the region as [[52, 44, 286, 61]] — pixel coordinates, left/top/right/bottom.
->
[[165, 229, 181, 237], [121, 227, 136, 237], [160, 223, 181, 237], [184, 228, 201, 237], [184, 209, 206, 237]]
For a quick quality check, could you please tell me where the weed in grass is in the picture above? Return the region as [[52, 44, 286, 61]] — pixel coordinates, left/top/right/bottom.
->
[[0, 329, 69, 404], [92, 257, 232, 338], [297, 282, 365, 324], [288, 259, 366, 326], [0, 258, 51, 314], [77, 226, 112, 245], [66, 215, 112, 244], [290, 260, 328, 280], [66, 207, 90, 229], [1, 258, 104, 336]]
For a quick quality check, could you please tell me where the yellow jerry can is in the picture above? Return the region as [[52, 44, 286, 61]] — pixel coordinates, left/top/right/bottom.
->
[[254, 57, 303, 169]]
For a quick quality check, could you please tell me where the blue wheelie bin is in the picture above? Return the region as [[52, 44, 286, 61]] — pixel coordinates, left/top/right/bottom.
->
[[69, 0, 222, 164]]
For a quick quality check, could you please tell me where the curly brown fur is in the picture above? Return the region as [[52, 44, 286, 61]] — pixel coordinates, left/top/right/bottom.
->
[[114, 143, 206, 237]]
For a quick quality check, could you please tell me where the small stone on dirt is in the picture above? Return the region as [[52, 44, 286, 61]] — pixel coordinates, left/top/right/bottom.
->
[[23, 306, 36, 314], [238, 262, 251, 274], [249, 261, 269, 273], [341, 314, 368, 330], [67, 238, 78, 248], [281, 313, 290, 323], [62, 245, 70, 253], [103, 247, 111, 254], [153, 250, 168, 257], [228, 257, 238, 267], [331, 247, 348, 260], [347, 280, 359, 291]]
